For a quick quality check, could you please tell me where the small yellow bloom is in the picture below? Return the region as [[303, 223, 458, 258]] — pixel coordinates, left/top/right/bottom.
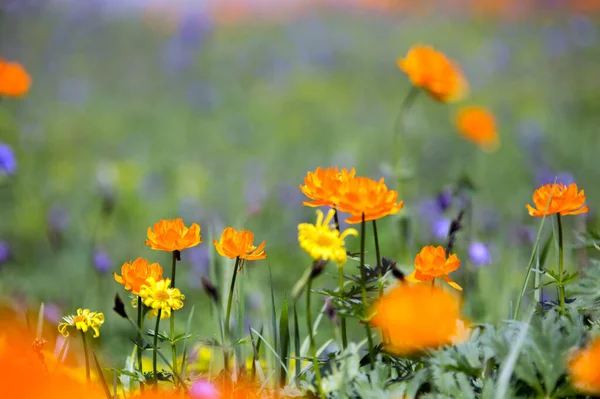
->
[[298, 209, 358, 266], [58, 308, 105, 338], [139, 277, 185, 319], [245, 356, 267, 372]]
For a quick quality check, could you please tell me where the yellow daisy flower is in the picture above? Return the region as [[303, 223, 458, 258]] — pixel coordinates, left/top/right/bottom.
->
[[58, 308, 105, 338], [139, 277, 185, 319]]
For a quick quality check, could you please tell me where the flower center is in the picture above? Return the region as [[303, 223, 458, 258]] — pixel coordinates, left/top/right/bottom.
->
[[155, 291, 171, 301], [316, 232, 337, 248], [73, 315, 86, 323]]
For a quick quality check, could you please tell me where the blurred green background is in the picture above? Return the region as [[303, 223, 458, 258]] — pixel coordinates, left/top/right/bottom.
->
[[0, 1, 599, 364]]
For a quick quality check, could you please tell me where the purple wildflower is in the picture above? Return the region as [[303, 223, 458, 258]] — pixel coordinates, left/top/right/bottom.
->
[[569, 14, 597, 48], [468, 242, 492, 267], [436, 188, 453, 212], [0, 143, 17, 175], [47, 205, 69, 233], [190, 380, 219, 399], [0, 241, 10, 264], [432, 217, 451, 241], [93, 250, 111, 273]]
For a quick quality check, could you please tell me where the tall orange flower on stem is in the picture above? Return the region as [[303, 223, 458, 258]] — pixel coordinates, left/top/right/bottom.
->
[[406, 246, 462, 291], [299, 167, 356, 208], [527, 182, 587, 315], [145, 218, 200, 379], [397, 45, 468, 103], [214, 227, 266, 370], [526, 183, 588, 217], [456, 106, 499, 152], [568, 337, 600, 394], [371, 282, 468, 356], [336, 176, 404, 224], [0, 59, 31, 97]]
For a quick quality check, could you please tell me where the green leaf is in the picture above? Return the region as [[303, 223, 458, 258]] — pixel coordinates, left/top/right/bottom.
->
[[279, 295, 290, 387], [269, 261, 279, 356], [180, 304, 195, 378], [293, 301, 301, 382]]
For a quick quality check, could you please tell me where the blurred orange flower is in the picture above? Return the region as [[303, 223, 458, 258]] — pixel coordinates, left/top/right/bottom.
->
[[371, 283, 467, 356], [0, 322, 104, 398], [214, 227, 267, 261], [300, 167, 356, 208], [336, 176, 404, 224], [397, 45, 468, 103], [145, 218, 202, 252], [406, 246, 462, 291], [456, 106, 499, 152], [526, 183, 588, 218], [114, 258, 164, 295], [0, 59, 31, 97], [569, 337, 600, 394]]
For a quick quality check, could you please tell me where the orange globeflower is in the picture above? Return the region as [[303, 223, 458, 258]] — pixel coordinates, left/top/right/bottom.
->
[[145, 218, 202, 252], [114, 258, 164, 295], [406, 246, 462, 291], [569, 337, 600, 394], [397, 45, 468, 103], [456, 106, 499, 152], [371, 283, 467, 356], [214, 227, 267, 261], [300, 167, 356, 208], [336, 176, 404, 224], [0, 59, 31, 97], [526, 183, 588, 218]]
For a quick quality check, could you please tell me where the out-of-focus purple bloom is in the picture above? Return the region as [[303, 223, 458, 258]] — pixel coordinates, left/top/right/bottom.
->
[[247, 292, 263, 313], [44, 303, 62, 324], [161, 38, 193, 74], [478, 208, 501, 235], [186, 81, 219, 111], [509, 225, 536, 246], [517, 120, 545, 167], [432, 218, 451, 241], [48, 205, 70, 232], [187, 245, 210, 277], [177, 11, 213, 48], [436, 189, 453, 212], [468, 242, 492, 267], [279, 183, 305, 210], [418, 198, 443, 224], [0, 241, 10, 264], [0, 143, 17, 175], [93, 250, 111, 273], [569, 14, 597, 48], [191, 380, 219, 399], [543, 27, 569, 59], [536, 168, 575, 187], [491, 39, 511, 71]]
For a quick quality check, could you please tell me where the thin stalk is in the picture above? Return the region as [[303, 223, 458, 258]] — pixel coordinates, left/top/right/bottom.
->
[[338, 267, 347, 350], [153, 309, 162, 391], [81, 331, 91, 384], [170, 251, 178, 377], [392, 86, 420, 195], [360, 214, 375, 368], [372, 220, 383, 297], [556, 214, 566, 313], [306, 278, 325, 399], [224, 256, 241, 369], [137, 296, 145, 392], [333, 206, 341, 232]]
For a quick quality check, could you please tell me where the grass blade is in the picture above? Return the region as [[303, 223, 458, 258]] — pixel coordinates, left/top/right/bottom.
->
[[180, 305, 195, 379], [250, 327, 288, 376], [278, 295, 290, 386], [293, 301, 301, 381], [36, 302, 45, 339], [269, 261, 279, 354], [91, 350, 113, 399]]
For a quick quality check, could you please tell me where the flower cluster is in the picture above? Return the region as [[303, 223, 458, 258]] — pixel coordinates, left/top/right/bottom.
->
[[114, 257, 164, 295]]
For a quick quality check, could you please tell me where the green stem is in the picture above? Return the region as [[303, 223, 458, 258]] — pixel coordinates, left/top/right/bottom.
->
[[338, 267, 348, 350], [224, 256, 241, 370], [306, 278, 325, 399], [333, 206, 341, 232], [81, 331, 91, 384], [360, 214, 375, 368], [153, 309, 162, 391], [137, 296, 145, 392], [372, 220, 383, 297], [556, 214, 566, 313], [392, 86, 420, 196], [170, 251, 178, 377]]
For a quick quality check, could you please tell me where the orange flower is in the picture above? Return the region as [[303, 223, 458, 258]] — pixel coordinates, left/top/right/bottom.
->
[[145, 218, 202, 251], [371, 283, 467, 356], [299, 167, 356, 208], [456, 106, 499, 152], [336, 176, 404, 224], [569, 337, 600, 394], [214, 227, 267, 261], [526, 183, 588, 218], [0, 59, 31, 97], [406, 246, 462, 291], [397, 45, 468, 103], [114, 258, 164, 295]]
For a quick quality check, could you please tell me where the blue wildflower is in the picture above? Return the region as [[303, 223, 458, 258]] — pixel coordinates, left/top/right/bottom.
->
[[468, 242, 492, 267], [0, 241, 10, 264], [0, 143, 17, 175], [432, 217, 451, 241], [93, 250, 111, 273]]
